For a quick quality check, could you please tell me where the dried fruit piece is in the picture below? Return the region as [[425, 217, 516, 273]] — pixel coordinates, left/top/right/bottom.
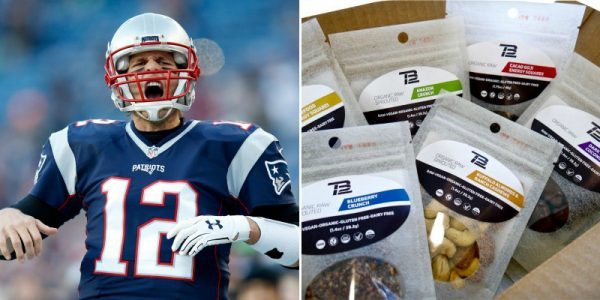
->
[[455, 257, 480, 278], [451, 243, 478, 269], [527, 177, 569, 233]]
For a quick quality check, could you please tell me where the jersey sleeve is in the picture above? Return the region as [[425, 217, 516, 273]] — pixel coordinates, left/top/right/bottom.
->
[[226, 127, 296, 213], [30, 126, 82, 219]]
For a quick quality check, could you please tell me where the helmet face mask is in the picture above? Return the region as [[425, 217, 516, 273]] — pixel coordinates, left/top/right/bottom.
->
[[106, 42, 199, 103], [105, 13, 201, 122]]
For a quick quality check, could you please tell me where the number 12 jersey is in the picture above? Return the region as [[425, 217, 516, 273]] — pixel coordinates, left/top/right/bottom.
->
[[31, 119, 295, 299]]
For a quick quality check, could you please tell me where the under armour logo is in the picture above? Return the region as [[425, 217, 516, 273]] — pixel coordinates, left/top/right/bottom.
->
[[398, 70, 419, 84], [500, 44, 517, 58], [206, 220, 223, 230], [328, 180, 352, 195], [471, 151, 489, 169]]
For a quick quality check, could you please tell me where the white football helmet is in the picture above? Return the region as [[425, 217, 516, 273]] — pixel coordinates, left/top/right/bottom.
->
[[105, 13, 200, 122]]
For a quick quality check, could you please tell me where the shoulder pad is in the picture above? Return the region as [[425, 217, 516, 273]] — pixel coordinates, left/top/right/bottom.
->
[[195, 120, 265, 142], [65, 119, 125, 144]]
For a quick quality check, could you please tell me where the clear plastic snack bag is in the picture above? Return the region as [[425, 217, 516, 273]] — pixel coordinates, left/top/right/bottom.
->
[[302, 18, 368, 133], [412, 95, 562, 299], [302, 122, 436, 299], [328, 17, 470, 135], [511, 53, 600, 272], [447, 0, 585, 117]]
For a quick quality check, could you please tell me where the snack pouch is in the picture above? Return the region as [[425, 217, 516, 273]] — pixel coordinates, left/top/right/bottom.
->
[[447, 0, 585, 117], [302, 122, 436, 299], [413, 95, 562, 299], [302, 18, 368, 132], [511, 53, 600, 273], [328, 17, 469, 135]]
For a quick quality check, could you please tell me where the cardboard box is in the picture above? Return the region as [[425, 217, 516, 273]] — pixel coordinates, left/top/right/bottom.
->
[[497, 220, 600, 299], [303, 1, 600, 298], [576, 5, 600, 64], [303, 1, 600, 66]]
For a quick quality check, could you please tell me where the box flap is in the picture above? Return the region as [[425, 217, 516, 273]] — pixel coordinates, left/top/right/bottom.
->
[[303, 1, 599, 66], [303, 1, 445, 39], [576, 9, 600, 65], [497, 220, 600, 299]]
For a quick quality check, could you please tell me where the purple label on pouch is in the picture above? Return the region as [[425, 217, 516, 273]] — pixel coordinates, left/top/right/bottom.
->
[[579, 142, 600, 163]]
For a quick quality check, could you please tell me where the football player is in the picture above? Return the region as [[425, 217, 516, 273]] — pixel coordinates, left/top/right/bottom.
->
[[0, 13, 299, 299]]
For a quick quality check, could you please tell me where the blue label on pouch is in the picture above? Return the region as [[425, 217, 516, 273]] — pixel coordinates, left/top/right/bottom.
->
[[339, 189, 409, 211]]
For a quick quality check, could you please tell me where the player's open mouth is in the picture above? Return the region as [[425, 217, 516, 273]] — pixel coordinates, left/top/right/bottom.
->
[[144, 81, 164, 100]]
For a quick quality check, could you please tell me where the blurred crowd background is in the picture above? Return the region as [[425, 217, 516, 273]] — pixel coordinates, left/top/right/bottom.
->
[[0, 0, 299, 299]]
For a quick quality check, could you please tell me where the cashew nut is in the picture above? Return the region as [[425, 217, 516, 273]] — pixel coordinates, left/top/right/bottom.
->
[[426, 202, 484, 288], [450, 216, 467, 231], [446, 228, 477, 247], [427, 212, 450, 233], [443, 214, 450, 230], [432, 255, 451, 281], [455, 257, 480, 278], [424, 201, 447, 219], [430, 237, 457, 258]]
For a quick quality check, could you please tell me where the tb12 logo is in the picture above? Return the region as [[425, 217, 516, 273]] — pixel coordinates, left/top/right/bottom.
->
[[500, 44, 517, 58], [328, 180, 352, 195], [398, 70, 419, 84], [471, 151, 489, 169], [588, 121, 600, 143]]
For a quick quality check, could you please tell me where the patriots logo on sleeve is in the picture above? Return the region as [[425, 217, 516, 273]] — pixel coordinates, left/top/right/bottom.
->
[[265, 160, 291, 195]]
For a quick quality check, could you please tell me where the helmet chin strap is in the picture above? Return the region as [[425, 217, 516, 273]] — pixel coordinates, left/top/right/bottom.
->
[[134, 73, 189, 122], [135, 107, 175, 122]]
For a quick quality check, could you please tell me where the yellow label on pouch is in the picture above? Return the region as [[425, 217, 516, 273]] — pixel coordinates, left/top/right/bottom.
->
[[301, 92, 343, 122]]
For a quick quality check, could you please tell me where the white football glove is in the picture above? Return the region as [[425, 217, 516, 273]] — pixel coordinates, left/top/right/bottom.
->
[[166, 215, 251, 256]]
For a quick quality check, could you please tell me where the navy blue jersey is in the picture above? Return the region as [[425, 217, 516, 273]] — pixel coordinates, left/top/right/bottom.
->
[[30, 119, 295, 300]]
